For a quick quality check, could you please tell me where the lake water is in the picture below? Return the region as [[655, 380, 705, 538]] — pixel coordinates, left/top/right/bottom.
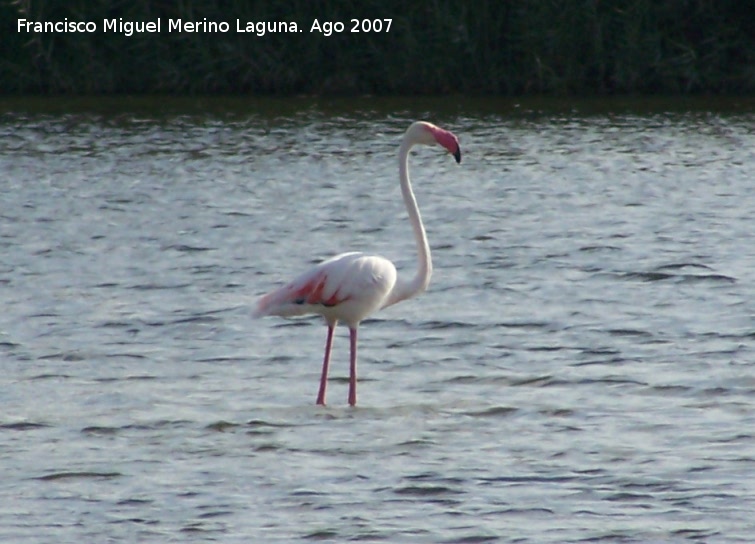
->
[[1, 96, 754, 542]]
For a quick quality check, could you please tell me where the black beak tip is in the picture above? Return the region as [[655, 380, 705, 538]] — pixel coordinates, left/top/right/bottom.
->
[[453, 147, 462, 163]]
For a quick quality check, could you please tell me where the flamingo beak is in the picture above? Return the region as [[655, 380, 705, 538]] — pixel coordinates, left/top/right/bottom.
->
[[453, 146, 462, 164]]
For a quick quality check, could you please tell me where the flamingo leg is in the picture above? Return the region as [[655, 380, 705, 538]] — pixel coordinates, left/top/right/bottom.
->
[[316, 323, 335, 405], [348, 327, 358, 406]]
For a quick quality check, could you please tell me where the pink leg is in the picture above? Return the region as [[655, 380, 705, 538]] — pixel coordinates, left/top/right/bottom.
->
[[316, 323, 335, 405], [348, 327, 358, 407]]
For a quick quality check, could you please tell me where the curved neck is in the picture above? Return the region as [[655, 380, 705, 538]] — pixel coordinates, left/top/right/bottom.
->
[[385, 138, 432, 307]]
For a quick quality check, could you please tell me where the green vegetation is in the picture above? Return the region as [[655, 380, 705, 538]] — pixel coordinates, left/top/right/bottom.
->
[[2, 0, 753, 95]]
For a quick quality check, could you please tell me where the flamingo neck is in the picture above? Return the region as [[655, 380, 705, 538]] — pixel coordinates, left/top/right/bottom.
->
[[385, 137, 432, 307]]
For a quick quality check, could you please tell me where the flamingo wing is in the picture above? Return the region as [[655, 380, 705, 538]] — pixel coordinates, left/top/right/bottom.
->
[[254, 255, 351, 318]]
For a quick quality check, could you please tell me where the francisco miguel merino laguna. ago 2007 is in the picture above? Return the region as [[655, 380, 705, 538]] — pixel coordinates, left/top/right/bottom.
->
[[16, 17, 393, 37]]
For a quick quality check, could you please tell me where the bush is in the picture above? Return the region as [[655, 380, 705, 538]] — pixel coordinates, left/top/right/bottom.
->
[[3, 0, 753, 95]]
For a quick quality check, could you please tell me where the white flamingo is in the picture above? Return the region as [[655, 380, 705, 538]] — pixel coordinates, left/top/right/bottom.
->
[[255, 121, 462, 406]]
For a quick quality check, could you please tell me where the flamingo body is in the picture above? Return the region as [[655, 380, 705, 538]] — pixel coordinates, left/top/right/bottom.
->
[[254, 251, 397, 327], [255, 121, 461, 406]]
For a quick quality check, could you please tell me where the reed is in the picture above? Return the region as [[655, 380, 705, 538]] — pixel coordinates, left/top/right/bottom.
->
[[2, 0, 753, 95]]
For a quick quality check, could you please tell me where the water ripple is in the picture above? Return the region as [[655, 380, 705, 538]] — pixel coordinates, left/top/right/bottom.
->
[[1, 105, 754, 543]]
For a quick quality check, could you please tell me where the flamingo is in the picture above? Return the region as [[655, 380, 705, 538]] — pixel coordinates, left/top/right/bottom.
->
[[254, 121, 461, 406]]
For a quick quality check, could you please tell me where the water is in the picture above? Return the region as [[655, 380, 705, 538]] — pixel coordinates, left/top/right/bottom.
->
[[1, 97, 754, 542]]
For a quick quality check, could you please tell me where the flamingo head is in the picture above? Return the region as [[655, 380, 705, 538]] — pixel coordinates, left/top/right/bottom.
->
[[408, 121, 462, 163]]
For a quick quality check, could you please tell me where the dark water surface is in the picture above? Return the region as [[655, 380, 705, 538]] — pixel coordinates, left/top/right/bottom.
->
[[1, 97, 754, 542]]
